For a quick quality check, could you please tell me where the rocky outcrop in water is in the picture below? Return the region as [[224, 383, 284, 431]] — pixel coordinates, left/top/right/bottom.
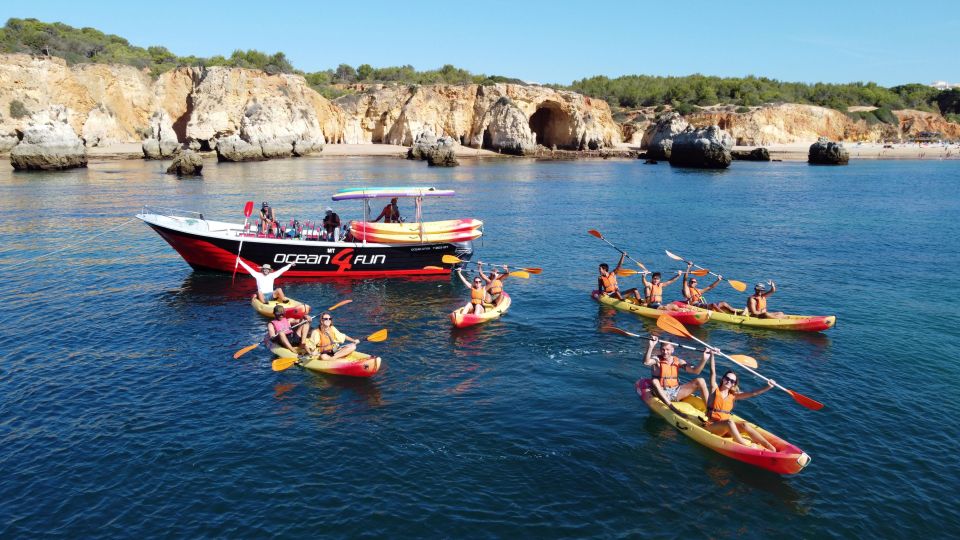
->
[[808, 137, 849, 164], [406, 131, 459, 166], [642, 112, 689, 159], [142, 110, 180, 159], [668, 125, 734, 169], [731, 147, 770, 161], [166, 149, 202, 176], [9, 106, 88, 170]]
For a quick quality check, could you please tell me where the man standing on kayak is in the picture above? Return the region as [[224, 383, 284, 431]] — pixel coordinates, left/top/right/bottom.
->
[[598, 253, 628, 300], [238, 260, 294, 304], [267, 305, 310, 354], [643, 336, 710, 418], [747, 281, 784, 319], [682, 263, 737, 313]]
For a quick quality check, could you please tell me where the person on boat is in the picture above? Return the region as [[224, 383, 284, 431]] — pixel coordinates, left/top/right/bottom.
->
[[704, 353, 777, 451], [305, 312, 360, 360], [322, 207, 341, 241], [478, 262, 509, 306], [682, 263, 737, 313], [455, 268, 488, 316], [238, 260, 294, 305], [267, 305, 310, 353], [643, 336, 710, 418], [747, 281, 784, 319], [635, 270, 682, 307], [373, 197, 401, 223], [259, 202, 279, 236], [598, 253, 627, 300]]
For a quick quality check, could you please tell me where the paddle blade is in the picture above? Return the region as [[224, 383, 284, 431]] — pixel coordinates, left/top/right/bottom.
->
[[508, 271, 530, 279], [233, 343, 260, 359], [727, 279, 747, 292], [520, 267, 543, 274], [728, 354, 758, 369], [788, 389, 825, 411], [600, 325, 639, 338], [656, 314, 694, 340], [243, 200, 254, 217], [587, 229, 603, 239], [664, 250, 684, 261], [442, 254, 463, 264], [328, 299, 353, 311], [691, 269, 710, 276], [366, 329, 388, 342], [615, 268, 640, 276], [271, 357, 298, 372]]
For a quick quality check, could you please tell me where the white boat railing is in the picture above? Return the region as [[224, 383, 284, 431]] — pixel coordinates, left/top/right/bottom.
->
[[141, 205, 210, 232]]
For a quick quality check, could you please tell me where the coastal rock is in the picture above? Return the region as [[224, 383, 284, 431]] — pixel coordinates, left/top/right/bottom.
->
[[215, 134, 266, 162], [407, 131, 459, 166], [166, 149, 203, 176], [808, 137, 849, 164], [668, 125, 734, 169], [426, 147, 458, 167], [475, 97, 536, 155], [9, 106, 88, 171], [141, 110, 180, 159], [0, 133, 17, 153], [731, 147, 771, 161], [642, 112, 689, 159]]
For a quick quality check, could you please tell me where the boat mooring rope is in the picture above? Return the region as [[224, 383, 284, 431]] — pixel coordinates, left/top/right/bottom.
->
[[1, 217, 139, 269]]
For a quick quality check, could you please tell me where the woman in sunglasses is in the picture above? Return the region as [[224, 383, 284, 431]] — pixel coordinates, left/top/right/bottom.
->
[[455, 268, 489, 316], [704, 353, 777, 451], [305, 312, 360, 360]]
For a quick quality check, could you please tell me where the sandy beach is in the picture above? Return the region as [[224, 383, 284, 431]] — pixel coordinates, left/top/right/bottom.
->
[[755, 142, 960, 161]]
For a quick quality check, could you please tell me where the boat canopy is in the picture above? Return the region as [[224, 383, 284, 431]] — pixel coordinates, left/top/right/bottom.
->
[[331, 187, 455, 201]]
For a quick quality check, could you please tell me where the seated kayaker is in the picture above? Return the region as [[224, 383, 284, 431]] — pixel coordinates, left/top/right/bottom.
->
[[682, 263, 737, 313], [478, 262, 509, 306], [704, 354, 777, 451], [643, 336, 710, 418], [373, 197, 401, 223], [267, 305, 310, 353], [455, 268, 487, 316], [598, 253, 627, 300], [747, 281, 784, 319], [305, 312, 360, 360], [238, 260, 294, 305], [636, 270, 682, 307]]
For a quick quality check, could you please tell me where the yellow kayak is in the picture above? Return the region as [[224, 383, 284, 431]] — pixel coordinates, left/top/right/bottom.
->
[[270, 346, 381, 377], [669, 302, 835, 332], [451, 293, 512, 328], [350, 219, 483, 235], [251, 296, 309, 319], [592, 291, 710, 326]]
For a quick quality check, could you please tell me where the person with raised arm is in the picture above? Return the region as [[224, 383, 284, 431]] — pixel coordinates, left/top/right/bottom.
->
[[643, 336, 711, 418], [682, 262, 737, 313], [703, 353, 777, 451], [238, 260, 294, 304], [455, 268, 488, 316]]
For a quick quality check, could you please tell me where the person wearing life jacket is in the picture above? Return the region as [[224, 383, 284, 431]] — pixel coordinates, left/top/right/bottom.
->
[[478, 262, 509, 306], [259, 202, 279, 236], [747, 280, 784, 319], [637, 270, 682, 307], [238, 260, 297, 305], [682, 262, 737, 313], [373, 197, 401, 223], [455, 268, 488, 316], [267, 305, 310, 353], [597, 253, 628, 300], [305, 311, 360, 361], [643, 336, 710, 418], [703, 353, 777, 451]]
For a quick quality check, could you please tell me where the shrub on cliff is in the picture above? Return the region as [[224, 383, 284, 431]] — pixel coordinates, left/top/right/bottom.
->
[[9, 99, 28, 119]]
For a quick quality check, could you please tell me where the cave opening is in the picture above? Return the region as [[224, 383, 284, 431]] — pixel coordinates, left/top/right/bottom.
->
[[528, 101, 576, 149]]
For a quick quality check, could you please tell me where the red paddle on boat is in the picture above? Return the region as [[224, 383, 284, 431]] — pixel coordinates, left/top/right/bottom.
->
[[587, 229, 649, 274]]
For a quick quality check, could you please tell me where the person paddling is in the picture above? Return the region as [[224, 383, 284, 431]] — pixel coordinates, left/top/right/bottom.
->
[[455, 268, 488, 316], [373, 197, 401, 223], [643, 336, 710, 418], [238, 260, 295, 305], [637, 270, 682, 307], [478, 262, 509, 307], [267, 305, 310, 353], [747, 281, 784, 319], [703, 353, 777, 451], [305, 312, 360, 361], [598, 253, 628, 300], [682, 262, 737, 313]]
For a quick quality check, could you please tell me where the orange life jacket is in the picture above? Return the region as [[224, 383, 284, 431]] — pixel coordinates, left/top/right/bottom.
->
[[489, 278, 503, 295], [600, 273, 618, 293], [315, 328, 336, 353], [688, 286, 704, 304], [753, 295, 767, 313], [708, 389, 735, 422], [646, 282, 663, 303], [471, 287, 486, 305], [657, 356, 680, 388]]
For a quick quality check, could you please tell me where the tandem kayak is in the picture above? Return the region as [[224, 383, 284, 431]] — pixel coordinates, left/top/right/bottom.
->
[[669, 301, 836, 332], [251, 296, 309, 319], [592, 291, 710, 326], [637, 378, 810, 475], [270, 346, 382, 377], [451, 292, 512, 328]]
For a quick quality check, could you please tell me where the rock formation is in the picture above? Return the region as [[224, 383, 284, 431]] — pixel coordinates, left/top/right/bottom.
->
[[166, 149, 203, 176], [731, 147, 771, 161], [10, 105, 87, 170], [668, 125, 734, 169], [142, 110, 180, 159], [406, 131, 459, 166], [475, 97, 537, 155], [808, 137, 849, 164], [642, 112, 689, 159]]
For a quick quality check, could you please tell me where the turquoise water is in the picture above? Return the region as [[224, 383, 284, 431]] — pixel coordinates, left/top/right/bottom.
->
[[1, 156, 958, 537]]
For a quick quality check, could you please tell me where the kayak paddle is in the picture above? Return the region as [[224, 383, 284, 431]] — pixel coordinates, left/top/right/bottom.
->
[[232, 200, 255, 283], [656, 314, 824, 410], [233, 299, 354, 359], [601, 326, 758, 368], [587, 229, 649, 273], [664, 250, 747, 292], [271, 328, 389, 372], [441, 255, 540, 276]]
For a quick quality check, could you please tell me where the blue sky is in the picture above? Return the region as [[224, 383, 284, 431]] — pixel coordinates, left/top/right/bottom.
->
[[3, 0, 956, 86]]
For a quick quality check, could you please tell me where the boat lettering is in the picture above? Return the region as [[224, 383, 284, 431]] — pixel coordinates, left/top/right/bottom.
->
[[273, 253, 332, 265], [353, 254, 386, 265]]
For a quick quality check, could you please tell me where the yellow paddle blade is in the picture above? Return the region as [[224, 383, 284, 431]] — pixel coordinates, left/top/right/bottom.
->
[[616, 268, 642, 276], [656, 314, 694, 340], [328, 299, 353, 311], [691, 269, 710, 276], [442, 254, 463, 264], [366, 329, 388, 342], [233, 342, 260, 359], [423, 266, 445, 270], [727, 279, 747, 292], [728, 354, 758, 369], [587, 229, 603, 239], [508, 270, 530, 279], [664, 250, 684, 261], [271, 357, 298, 372]]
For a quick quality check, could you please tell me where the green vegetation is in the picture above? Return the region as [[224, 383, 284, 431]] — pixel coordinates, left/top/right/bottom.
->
[[9, 99, 28, 119]]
